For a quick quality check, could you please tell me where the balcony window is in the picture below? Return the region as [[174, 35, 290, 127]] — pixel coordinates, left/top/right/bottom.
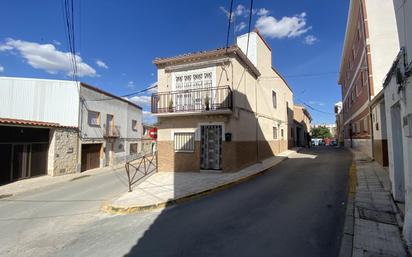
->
[[88, 111, 100, 126]]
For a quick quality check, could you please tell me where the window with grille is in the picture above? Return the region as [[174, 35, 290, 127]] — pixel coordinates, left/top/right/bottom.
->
[[281, 129, 284, 138], [273, 127, 278, 139], [174, 132, 195, 152], [132, 120, 138, 131]]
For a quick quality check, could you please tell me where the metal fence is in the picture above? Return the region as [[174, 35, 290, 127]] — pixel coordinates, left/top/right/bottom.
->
[[125, 152, 157, 192]]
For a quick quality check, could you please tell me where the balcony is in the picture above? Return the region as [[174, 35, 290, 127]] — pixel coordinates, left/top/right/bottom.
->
[[103, 124, 120, 138], [151, 86, 233, 116]]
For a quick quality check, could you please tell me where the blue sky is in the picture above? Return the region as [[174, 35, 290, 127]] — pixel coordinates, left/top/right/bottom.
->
[[0, 0, 349, 124]]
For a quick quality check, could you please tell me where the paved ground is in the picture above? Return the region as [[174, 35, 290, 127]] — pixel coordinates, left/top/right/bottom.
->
[[0, 147, 352, 257], [107, 149, 297, 211], [347, 149, 408, 257]]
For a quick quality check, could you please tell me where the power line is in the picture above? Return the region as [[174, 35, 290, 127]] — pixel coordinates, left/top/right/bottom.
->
[[245, 0, 254, 56], [225, 0, 234, 51], [295, 97, 335, 116]]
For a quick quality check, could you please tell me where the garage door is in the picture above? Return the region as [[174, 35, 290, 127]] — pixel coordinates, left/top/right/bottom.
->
[[81, 144, 101, 172]]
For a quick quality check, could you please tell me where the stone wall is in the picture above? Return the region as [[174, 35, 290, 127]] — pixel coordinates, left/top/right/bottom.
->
[[48, 128, 79, 176]]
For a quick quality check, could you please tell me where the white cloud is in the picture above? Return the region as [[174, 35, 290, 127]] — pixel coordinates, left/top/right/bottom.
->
[[255, 12, 311, 39], [96, 59, 108, 69], [52, 40, 61, 46], [0, 64, 4, 72], [256, 8, 269, 16], [127, 81, 135, 89], [129, 95, 151, 107], [220, 4, 254, 21], [0, 38, 96, 77], [304, 35, 318, 45], [235, 22, 247, 32], [309, 101, 325, 106], [234, 4, 247, 17]]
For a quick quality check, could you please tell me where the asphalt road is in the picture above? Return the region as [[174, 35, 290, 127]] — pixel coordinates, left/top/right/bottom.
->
[[0, 147, 352, 257]]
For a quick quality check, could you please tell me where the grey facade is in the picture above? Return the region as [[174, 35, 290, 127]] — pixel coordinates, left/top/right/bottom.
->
[[79, 83, 143, 171]]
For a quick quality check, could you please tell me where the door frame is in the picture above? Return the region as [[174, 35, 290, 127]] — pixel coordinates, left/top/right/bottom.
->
[[199, 123, 224, 171]]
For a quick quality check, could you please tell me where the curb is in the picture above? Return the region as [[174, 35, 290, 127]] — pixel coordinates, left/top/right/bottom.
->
[[339, 160, 357, 257], [102, 154, 293, 215]]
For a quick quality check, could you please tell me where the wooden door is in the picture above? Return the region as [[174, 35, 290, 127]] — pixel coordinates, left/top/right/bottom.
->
[[81, 144, 101, 172]]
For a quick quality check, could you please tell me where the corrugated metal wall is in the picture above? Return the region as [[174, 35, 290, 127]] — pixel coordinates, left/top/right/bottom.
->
[[0, 77, 80, 127]]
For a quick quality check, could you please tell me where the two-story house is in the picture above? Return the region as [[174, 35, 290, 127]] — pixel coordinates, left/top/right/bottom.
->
[[151, 31, 293, 173], [0, 77, 142, 184], [293, 104, 312, 147], [79, 83, 143, 171]]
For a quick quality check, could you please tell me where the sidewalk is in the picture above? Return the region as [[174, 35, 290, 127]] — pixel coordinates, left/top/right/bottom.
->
[[340, 149, 409, 257], [103, 148, 304, 214], [0, 164, 124, 197]]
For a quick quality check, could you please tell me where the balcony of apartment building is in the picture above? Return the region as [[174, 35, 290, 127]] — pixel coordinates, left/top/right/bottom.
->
[[151, 84, 233, 117], [103, 124, 120, 138]]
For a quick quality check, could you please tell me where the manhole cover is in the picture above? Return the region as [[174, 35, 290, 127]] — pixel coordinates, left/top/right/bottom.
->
[[358, 207, 397, 225], [0, 194, 13, 199]]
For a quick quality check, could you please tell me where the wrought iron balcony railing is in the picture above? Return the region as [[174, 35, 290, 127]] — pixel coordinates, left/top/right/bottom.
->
[[103, 124, 120, 138], [151, 86, 232, 114]]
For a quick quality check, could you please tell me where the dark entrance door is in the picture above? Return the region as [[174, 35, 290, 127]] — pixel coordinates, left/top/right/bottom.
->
[[81, 144, 101, 172], [0, 144, 12, 184], [12, 144, 30, 180], [200, 125, 222, 170]]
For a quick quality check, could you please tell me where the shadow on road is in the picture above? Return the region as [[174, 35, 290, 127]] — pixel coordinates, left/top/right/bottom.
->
[[123, 147, 352, 257]]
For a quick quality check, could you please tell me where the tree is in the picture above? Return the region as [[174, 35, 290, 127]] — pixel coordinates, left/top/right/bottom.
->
[[311, 126, 332, 139]]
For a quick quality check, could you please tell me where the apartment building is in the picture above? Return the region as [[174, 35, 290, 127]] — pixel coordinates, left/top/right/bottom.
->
[[292, 104, 312, 147], [383, 0, 412, 244], [338, 0, 399, 164], [151, 31, 293, 172], [0, 77, 142, 184]]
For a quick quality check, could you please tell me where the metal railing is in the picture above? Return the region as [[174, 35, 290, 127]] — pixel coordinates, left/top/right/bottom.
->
[[125, 153, 157, 192], [103, 124, 120, 137], [151, 86, 232, 114]]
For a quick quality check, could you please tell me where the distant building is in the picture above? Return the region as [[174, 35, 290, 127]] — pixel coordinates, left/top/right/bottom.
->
[[292, 105, 312, 147], [312, 124, 337, 138], [338, 0, 398, 163], [0, 77, 142, 184], [334, 101, 344, 145]]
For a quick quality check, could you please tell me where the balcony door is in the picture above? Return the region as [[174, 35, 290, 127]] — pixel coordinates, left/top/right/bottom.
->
[[173, 68, 215, 112]]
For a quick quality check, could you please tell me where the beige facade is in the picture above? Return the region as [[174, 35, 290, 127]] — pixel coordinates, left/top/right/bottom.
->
[[47, 128, 79, 176], [153, 31, 293, 172], [292, 105, 312, 147]]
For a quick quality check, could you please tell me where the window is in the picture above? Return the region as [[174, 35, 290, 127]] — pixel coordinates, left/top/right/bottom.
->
[[364, 118, 369, 132], [132, 120, 138, 131], [272, 91, 277, 109], [88, 111, 100, 126], [281, 129, 284, 138], [273, 127, 278, 140], [174, 132, 195, 152], [130, 143, 138, 155]]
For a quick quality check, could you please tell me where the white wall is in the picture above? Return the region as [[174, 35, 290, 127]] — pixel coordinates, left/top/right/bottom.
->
[[0, 77, 79, 127], [365, 0, 399, 97]]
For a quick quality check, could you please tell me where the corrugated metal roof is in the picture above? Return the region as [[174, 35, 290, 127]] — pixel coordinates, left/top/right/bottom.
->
[[0, 118, 77, 129]]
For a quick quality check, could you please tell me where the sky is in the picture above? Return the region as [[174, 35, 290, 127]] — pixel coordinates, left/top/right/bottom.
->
[[0, 0, 349, 124]]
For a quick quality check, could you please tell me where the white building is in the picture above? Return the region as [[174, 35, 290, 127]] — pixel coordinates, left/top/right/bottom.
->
[[383, 0, 412, 244], [0, 77, 142, 184]]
